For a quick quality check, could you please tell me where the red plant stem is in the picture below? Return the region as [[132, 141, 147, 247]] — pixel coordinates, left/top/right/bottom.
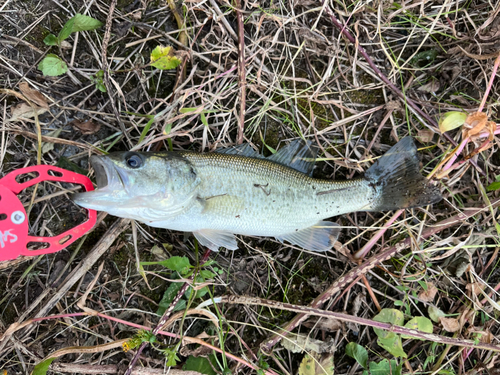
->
[[353, 209, 403, 259], [444, 137, 470, 171], [478, 54, 500, 113]]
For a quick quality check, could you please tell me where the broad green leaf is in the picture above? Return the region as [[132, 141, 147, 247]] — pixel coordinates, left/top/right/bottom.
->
[[38, 54, 68, 76], [373, 309, 404, 339], [487, 181, 500, 191], [377, 335, 406, 358], [428, 305, 446, 323], [182, 355, 217, 375], [200, 269, 216, 280], [162, 256, 191, 274], [345, 342, 368, 369], [157, 282, 186, 315], [58, 14, 102, 42], [31, 358, 56, 375], [438, 111, 467, 133], [184, 275, 209, 300], [150, 45, 182, 70], [369, 359, 402, 375], [43, 34, 58, 46], [402, 317, 433, 339], [298, 353, 334, 375], [58, 18, 75, 41], [72, 13, 103, 32]]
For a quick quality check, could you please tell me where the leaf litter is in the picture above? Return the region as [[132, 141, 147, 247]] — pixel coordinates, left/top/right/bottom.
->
[[1, 0, 500, 374]]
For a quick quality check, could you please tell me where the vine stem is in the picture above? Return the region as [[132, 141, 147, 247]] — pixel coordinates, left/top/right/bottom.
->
[[210, 295, 500, 353], [124, 249, 212, 375]]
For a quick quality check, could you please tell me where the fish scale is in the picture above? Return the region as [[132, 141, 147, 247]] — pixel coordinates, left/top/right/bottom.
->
[[179, 151, 371, 234], [72, 137, 442, 252]]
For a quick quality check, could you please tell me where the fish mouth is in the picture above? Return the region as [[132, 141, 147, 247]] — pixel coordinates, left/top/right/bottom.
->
[[92, 155, 109, 189], [72, 155, 124, 210]]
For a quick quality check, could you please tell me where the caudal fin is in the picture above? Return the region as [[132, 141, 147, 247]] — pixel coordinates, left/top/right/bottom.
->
[[366, 137, 442, 211]]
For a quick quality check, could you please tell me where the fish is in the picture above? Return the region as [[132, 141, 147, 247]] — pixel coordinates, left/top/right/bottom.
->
[[72, 137, 442, 252]]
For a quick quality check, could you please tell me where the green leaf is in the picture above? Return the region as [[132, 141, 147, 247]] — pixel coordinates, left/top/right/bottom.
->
[[377, 335, 407, 358], [182, 355, 217, 375], [369, 359, 402, 375], [32, 358, 56, 375], [298, 353, 334, 375], [496, 222, 500, 237], [487, 181, 500, 191], [438, 111, 468, 133], [345, 342, 368, 369], [43, 34, 58, 46], [162, 256, 191, 274], [72, 13, 103, 32], [200, 269, 216, 280], [157, 282, 186, 315], [58, 18, 75, 41], [150, 45, 182, 70], [417, 280, 428, 291], [162, 347, 180, 367], [402, 317, 433, 339], [184, 275, 209, 300], [373, 309, 404, 339], [428, 305, 445, 323], [138, 115, 156, 144], [58, 14, 102, 42], [38, 54, 68, 76], [90, 70, 106, 92]]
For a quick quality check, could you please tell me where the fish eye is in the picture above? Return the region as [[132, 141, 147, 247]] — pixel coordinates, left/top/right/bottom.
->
[[125, 153, 143, 169]]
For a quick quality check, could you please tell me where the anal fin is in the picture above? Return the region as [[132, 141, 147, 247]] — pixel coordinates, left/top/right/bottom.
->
[[193, 229, 238, 251], [276, 221, 340, 252]]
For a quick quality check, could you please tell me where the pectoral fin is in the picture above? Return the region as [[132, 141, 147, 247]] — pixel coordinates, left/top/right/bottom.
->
[[193, 229, 238, 251], [276, 221, 340, 252]]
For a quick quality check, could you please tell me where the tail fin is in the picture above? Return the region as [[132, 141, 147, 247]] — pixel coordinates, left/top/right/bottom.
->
[[365, 137, 441, 211]]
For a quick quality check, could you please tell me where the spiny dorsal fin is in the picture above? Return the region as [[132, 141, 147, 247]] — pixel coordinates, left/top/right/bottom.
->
[[215, 143, 263, 158], [267, 139, 318, 176]]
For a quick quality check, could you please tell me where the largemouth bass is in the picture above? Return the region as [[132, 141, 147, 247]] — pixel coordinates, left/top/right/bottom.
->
[[73, 137, 441, 251]]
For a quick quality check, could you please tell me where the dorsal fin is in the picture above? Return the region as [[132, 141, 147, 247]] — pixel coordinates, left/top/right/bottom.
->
[[267, 139, 318, 176], [215, 143, 262, 158]]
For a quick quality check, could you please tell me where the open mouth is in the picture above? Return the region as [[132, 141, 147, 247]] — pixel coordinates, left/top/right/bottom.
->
[[72, 155, 122, 209], [91, 155, 109, 189]]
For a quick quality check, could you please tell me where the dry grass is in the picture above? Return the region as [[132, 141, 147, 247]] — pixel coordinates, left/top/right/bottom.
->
[[1, 0, 500, 374]]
